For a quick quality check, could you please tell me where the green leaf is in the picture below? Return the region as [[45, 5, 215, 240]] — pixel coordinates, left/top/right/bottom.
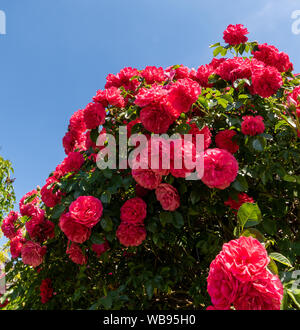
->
[[237, 203, 262, 229], [213, 46, 223, 57], [145, 281, 154, 299], [101, 191, 111, 204], [252, 136, 266, 152], [283, 174, 297, 183], [100, 216, 113, 232], [267, 259, 279, 275], [232, 175, 248, 192], [269, 252, 293, 268], [51, 204, 66, 219], [241, 228, 265, 243], [90, 232, 105, 245], [172, 211, 184, 229], [190, 190, 201, 205], [90, 128, 99, 144], [159, 212, 173, 226]]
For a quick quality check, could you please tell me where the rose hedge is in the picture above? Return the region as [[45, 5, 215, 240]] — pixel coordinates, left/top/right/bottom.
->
[[1, 24, 300, 310]]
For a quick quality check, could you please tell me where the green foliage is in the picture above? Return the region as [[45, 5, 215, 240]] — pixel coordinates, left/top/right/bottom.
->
[[0, 155, 15, 263]]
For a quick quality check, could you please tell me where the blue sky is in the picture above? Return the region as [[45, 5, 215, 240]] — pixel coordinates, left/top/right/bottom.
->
[[0, 0, 300, 211]]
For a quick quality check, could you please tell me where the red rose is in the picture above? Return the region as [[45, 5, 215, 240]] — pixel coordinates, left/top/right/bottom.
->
[[105, 67, 140, 91], [26, 217, 55, 243], [40, 278, 53, 304], [92, 240, 110, 257], [223, 24, 249, 45], [66, 242, 87, 265], [132, 169, 162, 190], [10, 232, 25, 259], [215, 130, 239, 154], [141, 66, 166, 84], [140, 105, 174, 134], [83, 102, 106, 129], [21, 241, 47, 268], [165, 78, 201, 117], [224, 193, 254, 211], [69, 196, 103, 228], [1, 211, 19, 239], [120, 197, 147, 224], [241, 115, 265, 136], [68, 109, 86, 137], [200, 148, 239, 189], [59, 212, 91, 243], [116, 222, 146, 247], [41, 177, 62, 208], [250, 61, 283, 98], [155, 183, 180, 211], [105, 86, 126, 108], [252, 43, 293, 73]]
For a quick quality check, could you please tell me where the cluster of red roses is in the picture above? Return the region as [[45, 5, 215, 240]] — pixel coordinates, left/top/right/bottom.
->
[[1, 23, 297, 309], [59, 195, 104, 265]]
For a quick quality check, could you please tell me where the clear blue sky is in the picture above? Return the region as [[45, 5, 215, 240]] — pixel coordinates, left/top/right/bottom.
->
[[0, 0, 299, 208]]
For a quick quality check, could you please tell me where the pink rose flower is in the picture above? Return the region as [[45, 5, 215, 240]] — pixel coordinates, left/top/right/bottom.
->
[[69, 196, 103, 228], [21, 241, 47, 268], [1, 211, 19, 239], [224, 193, 254, 211], [200, 148, 239, 189], [132, 169, 162, 190], [155, 183, 180, 211], [59, 212, 91, 243], [83, 102, 106, 129], [40, 278, 53, 304], [215, 130, 239, 154], [120, 197, 147, 224], [241, 115, 265, 136], [66, 242, 87, 265], [116, 222, 147, 247], [92, 240, 110, 257], [10, 231, 25, 259], [223, 24, 249, 45], [41, 177, 62, 208]]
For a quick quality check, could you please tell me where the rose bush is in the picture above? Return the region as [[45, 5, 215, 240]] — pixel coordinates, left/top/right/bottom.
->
[[1, 24, 300, 310]]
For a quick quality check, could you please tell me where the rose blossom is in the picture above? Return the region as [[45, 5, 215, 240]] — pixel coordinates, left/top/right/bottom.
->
[[40, 278, 53, 304], [241, 115, 265, 136], [155, 183, 180, 211], [83, 102, 106, 129], [200, 148, 239, 189], [59, 212, 91, 243], [10, 232, 25, 259], [207, 236, 283, 310], [140, 105, 174, 134], [41, 177, 62, 208], [1, 211, 19, 239], [66, 242, 87, 265], [250, 61, 283, 98], [215, 130, 239, 154], [224, 193, 254, 211], [120, 197, 147, 224], [92, 240, 110, 257], [132, 169, 162, 190], [116, 222, 147, 247], [21, 241, 47, 268], [220, 236, 270, 282], [69, 196, 103, 228], [223, 24, 249, 45]]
